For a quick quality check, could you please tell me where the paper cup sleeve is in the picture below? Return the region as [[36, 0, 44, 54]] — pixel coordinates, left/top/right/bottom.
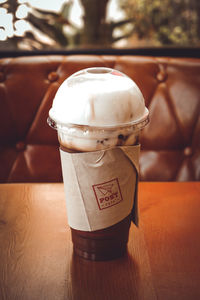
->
[[60, 145, 140, 231]]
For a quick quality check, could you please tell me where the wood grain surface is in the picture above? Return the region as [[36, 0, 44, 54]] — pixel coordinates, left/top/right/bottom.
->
[[0, 182, 200, 300]]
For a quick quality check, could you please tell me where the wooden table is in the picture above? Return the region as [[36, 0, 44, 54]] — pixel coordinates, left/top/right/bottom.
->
[[0, 182, 200, 300]]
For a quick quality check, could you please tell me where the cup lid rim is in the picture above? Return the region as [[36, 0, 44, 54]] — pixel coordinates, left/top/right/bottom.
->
[[47, 108, 149, 132]]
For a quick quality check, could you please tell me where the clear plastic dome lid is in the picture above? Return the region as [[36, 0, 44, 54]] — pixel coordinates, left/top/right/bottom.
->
[[48, 67, 149, 129]]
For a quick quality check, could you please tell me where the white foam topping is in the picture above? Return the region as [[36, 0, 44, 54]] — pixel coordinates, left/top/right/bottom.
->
[[49, 68, 148, 127]]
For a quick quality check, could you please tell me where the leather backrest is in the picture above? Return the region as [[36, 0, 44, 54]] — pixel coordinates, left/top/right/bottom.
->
[[0, 55, 199, 182]]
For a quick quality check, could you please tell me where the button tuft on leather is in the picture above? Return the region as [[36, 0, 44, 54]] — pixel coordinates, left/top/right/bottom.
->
[[0, 71, 5, 82], [16, 141, 26, 151], [156, 71, 167, 82], [48, 72, 58, 82], [184, 147, 193, 157]]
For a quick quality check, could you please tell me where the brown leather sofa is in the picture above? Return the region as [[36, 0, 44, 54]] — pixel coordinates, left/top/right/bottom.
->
[[0, 55, 199, 182]]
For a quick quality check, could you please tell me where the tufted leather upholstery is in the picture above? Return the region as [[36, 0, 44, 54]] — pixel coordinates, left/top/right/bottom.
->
[[0, 55, 199, 182]]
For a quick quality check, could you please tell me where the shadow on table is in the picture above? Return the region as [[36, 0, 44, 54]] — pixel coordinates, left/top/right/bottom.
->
[[68, 251, 139, 300]]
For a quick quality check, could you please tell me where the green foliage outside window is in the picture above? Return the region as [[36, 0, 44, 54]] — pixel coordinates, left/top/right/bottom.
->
[[119, 0, 200, 46]]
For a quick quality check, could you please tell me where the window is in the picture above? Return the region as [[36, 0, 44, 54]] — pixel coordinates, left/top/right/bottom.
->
[[0, 0, 199, 55]]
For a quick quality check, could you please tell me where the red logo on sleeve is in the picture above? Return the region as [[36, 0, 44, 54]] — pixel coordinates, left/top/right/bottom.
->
[[92, 178, 123, 210]]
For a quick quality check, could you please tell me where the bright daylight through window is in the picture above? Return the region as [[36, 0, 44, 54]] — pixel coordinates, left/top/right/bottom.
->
[[0, 0, 200, 51]]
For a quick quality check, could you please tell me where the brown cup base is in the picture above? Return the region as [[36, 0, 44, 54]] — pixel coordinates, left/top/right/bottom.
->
[[71, 214, 131, 261], [73, 244, 127, 261]]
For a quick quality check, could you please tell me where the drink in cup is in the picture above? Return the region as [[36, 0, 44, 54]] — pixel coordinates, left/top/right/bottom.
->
[[48, 67, 149, 261]]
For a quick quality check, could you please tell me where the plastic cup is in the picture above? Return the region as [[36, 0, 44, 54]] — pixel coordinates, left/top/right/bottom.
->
[[48, 121, 142, 260], [48, 67, 149, 261]]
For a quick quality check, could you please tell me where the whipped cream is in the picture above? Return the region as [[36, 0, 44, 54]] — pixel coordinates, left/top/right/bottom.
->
[[48, 67, 149, 151], [49, 67, 148, 127]]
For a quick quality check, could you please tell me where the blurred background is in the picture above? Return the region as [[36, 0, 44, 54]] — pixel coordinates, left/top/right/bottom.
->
[[0, 0, 200, 51]]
